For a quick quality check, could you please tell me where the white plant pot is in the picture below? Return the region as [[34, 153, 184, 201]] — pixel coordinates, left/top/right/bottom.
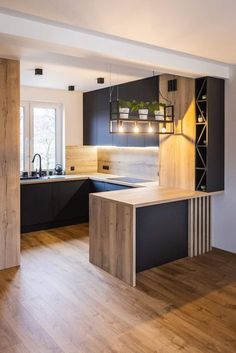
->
[[119, 107, 129, 119], [139, 109, 148, 120], [154, 110, 164, 120]]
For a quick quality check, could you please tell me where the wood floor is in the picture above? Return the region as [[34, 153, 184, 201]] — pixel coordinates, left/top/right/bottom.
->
[[0, 224, 235, 353]]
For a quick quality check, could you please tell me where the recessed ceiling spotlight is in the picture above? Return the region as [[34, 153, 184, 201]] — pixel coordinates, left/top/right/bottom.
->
[[97, 77, 104, 84], [35, 68, 43, 75], [68, 85, 75, 91]]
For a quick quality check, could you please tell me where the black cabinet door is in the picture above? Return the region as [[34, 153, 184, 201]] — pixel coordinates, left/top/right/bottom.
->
[[104, 182, 132, 191], [83, 76, 159, 147], [89, 180, 105, 192], [96, 89, 113, 146], [83, 91, 97, 145], [52, 180, 89, 223], [21, 183, 53, 227]]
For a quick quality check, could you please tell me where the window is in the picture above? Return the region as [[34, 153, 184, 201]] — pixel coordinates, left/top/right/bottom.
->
[[20, 102, 63, 172]]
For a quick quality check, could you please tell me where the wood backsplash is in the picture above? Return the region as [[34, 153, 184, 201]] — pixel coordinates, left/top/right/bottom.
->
[[97, 147, 159, 180], [66, 146, 97, 174], [66, 145, 159, 181]]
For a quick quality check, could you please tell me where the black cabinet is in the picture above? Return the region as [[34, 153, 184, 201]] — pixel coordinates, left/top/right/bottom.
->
[[104, 182, 132, 191], [21, 180, 89, 232], [83, 76, 159, 147], [21, 183, 53, 228], [89, 180, 105, 192], [89, 180, 133, 192], [195, 77, 224, 192], [21, 180, 134, 232], [52, 180, 90, 224], [83, 91, 97, 145]]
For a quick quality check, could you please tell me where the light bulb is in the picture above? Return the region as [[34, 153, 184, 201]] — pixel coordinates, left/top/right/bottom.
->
[[161, 126, 167, 133], [134, 123, 139, 133], [148, 123, 153, 133], [118, 125, 123, 133]]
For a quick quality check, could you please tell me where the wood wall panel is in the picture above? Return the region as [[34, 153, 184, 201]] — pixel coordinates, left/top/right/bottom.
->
[[0, 59, 20, 270], [159, 74, 195, 190], [65, 145, 97, 174], [97, 146, 159, 180], [89, 195, 135, 286]]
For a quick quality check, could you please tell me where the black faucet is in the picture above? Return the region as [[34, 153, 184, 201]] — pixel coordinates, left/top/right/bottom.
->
[[32, 153, 42, 177]]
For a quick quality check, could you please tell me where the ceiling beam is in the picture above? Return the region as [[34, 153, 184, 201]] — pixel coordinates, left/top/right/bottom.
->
[[0, 11, 230, 79]]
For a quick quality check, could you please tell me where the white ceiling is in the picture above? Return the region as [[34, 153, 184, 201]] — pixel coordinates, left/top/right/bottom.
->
[[0, 0, 233, 90], [0, 0, 235, 64]]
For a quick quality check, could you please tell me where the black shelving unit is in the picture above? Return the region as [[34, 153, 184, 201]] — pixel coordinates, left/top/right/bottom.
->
[[195, 77, 224, 192], [110, 101, 174, 135]]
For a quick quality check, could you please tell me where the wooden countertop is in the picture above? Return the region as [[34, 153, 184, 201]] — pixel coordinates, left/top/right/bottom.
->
[[91, 185, 221, 208], [20, 173, 153, 188], [21, 172, 222, 207]]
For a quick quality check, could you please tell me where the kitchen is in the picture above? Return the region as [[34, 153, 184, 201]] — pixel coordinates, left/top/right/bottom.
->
[[0, 2, 235, 353]]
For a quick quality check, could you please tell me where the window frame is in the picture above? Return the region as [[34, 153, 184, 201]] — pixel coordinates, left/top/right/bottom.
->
[[20, 101, 64, 172]]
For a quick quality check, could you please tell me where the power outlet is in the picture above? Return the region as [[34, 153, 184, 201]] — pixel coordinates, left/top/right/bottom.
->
[[103, 165, 109, 170], [70, 166, 75, 171]]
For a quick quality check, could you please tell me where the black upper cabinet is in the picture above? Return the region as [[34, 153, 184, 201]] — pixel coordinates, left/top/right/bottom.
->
[[96, 89, 113, 146], [83, 76, 159, 147], [83, 91, 97, 145]]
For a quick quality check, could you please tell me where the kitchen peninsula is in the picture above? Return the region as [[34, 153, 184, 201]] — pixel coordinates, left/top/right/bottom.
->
[[89, 185, 215, 286]]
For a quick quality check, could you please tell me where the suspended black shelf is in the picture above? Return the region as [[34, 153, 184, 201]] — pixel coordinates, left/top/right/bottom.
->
[[109, 100, 174, 135]]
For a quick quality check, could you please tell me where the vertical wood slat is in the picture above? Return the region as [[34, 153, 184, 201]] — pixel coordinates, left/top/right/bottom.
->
[[188, 199, 194, 257], [188, 196, 211, 257]]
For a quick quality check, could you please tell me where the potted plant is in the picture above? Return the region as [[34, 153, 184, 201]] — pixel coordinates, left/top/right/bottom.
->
[[137, 101, 149, 120], [149, 101, 166, 120], [119, 100, 130, 119]]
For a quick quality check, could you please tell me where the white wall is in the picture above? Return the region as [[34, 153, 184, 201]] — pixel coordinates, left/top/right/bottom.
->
[[20, 86, 83, 146], [212, 66, 236, 253]]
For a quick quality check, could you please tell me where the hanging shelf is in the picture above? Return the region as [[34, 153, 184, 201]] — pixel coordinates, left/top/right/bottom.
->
[[109, 100, 175, 135]]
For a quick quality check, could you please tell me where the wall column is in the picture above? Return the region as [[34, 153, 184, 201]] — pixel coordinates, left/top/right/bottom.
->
[[0, 58, 20, 270]]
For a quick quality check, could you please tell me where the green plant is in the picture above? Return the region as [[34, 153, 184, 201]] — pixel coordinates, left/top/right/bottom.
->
[[136, 101, 151, 110], [119, 100, 129, 109], [119, 100, 138, 112], [148, 101, 166, 114]]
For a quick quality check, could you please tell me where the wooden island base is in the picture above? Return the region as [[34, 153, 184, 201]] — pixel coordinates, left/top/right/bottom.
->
[[89, 190, 212, 286]]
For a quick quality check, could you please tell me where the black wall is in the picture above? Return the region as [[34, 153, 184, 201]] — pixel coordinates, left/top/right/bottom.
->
[[83, 76, 159, 147]]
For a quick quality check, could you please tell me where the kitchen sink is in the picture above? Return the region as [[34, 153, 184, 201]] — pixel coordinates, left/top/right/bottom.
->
[[20, 176, 40, 180], [20, 175, 66, 181]]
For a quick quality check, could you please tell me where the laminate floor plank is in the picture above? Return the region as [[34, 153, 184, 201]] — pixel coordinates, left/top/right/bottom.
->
[[0, 224, 235, 353]]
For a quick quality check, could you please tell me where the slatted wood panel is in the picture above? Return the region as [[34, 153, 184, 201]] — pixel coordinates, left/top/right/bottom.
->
[[188, 196, 211, 257], [89, 195, 135, 286], [0, 59, 20, 270]]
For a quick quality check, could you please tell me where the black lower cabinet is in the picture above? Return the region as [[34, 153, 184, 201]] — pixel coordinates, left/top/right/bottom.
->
[[89, 180, 105, 192], [136, 201, 188, 272], [89, 180, 132, 192], [52, 180, 90, 225], [21, 183, 53, 230], [21, 180, 90, 233], [21, 180, 134, 232], [104, 182, 132, 191]]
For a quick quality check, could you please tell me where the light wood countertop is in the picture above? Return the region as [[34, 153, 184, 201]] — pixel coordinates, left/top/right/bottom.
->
[[21, 172, 222, 207], [91, 185, 221, 208], [20, 172, 154, 188]]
